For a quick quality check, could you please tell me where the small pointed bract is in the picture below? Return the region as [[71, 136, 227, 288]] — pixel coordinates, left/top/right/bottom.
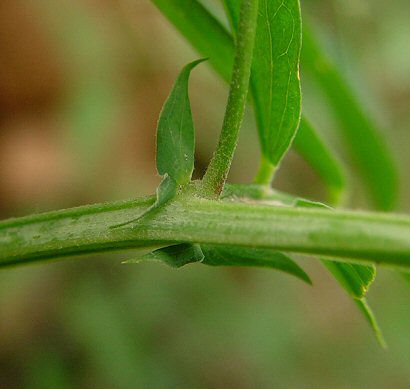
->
[[156, 58, 206, 185]]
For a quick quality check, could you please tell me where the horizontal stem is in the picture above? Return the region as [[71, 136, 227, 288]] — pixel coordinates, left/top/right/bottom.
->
[[1, 196, 410, 269]]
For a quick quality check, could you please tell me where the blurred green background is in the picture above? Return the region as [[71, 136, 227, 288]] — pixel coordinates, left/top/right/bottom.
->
[[0, 0, 409, 387]]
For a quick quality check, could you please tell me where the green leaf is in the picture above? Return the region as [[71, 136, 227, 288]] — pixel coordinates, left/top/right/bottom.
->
[[322, 260, 375, 300], [293, 117, 346, 205], [224, 0, 302, 168], [156, 58, 206, 185], [222, 0, 240, 37], [301, 23, 398, 210], [123, 241, 311, 284], [252, 0, 302, 166], [115, 59, 204, 228], [201, 245, 311, 284], [355, 299, 386, 348], [112, 174, 177, 228], [152, 0, 343, 197], [222, 0, 240, 30], [124, 243, 204, 268]]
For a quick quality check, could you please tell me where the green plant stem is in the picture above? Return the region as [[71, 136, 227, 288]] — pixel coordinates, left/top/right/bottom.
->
[[201, 0, 258, 197], [1, 195, 410, 269]]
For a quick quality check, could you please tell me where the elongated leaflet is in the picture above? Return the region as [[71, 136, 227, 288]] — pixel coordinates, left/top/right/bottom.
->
[[224, 0, 302, 172], [156, 59, 206, 185]]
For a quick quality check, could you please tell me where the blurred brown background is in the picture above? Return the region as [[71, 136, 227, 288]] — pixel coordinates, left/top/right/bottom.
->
[[0, 0, 409, 388]]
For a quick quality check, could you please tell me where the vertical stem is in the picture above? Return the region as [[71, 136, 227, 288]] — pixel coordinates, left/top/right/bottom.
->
[[201, 0, 259, 197]]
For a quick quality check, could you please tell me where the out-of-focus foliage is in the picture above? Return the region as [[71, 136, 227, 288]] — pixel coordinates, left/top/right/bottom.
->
[[302, 22, 398, 211], [0, 0, 410, 388]]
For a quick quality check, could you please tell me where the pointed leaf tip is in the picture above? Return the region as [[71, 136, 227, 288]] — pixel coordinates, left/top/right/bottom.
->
[[156, 58, 207, 185], [355, 299, 387, 348]]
